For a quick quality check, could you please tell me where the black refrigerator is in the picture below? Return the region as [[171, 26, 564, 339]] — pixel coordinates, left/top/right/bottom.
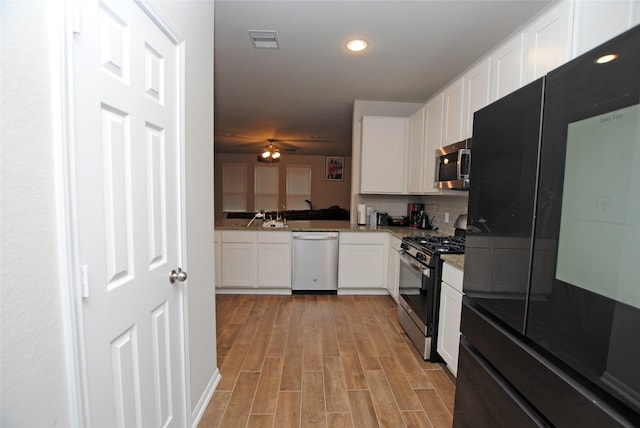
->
[[454, 25, 640, 427]]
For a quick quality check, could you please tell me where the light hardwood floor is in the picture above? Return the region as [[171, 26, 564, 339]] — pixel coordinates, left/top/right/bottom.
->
[[199, 294, 456, 428]]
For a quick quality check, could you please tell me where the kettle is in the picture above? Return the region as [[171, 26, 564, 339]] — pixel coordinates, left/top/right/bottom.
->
[[418, 211, 432, 230]]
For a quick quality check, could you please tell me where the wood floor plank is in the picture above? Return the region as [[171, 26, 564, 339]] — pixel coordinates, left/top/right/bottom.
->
[[198, 390, 231, 428], [218, 371, 260, 428], [252, 357, 284, 414], [348, 313, 382, 371], [274, 391, 301, 428], [379, 356, 422, 411], [327, 413, 354, 428], [338, 342, 367, 390], [246, 414, 274, 428], [281, 297, 305, 391], [318, 296, 340, 357], [323, 357, 350, 413], [401, 410, 433, 428], [390, 338, 433, 389], [348, 390, 380, 428], [243, 296, 280, 371], [301, 371, 326, 428], [424, 369, 455, 414], [415, 388, 453, 428], [365, 370, 406, 428], [218, 343, 250, 391]]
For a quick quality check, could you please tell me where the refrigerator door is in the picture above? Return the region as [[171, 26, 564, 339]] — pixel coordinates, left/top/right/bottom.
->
[[463, 77, 545, 334], [528, 25, 640, 420]]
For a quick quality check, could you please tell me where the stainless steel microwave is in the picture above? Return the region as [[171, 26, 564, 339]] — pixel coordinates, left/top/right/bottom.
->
[[435, 139, 471, 190]]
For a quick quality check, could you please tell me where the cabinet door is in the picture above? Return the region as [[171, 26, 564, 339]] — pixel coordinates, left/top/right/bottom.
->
[[421, 93, 444, 194], [572, 0, 639, 57], [257, 242, 291, 288], [407, 106, 426, 193], [437, 281, 463, 376], [524, 0, 571, 83], [443, 78, 465, 146], [463, 59, 491, 139], [490, 34, 525, 102], [339, 233, 386, 289], [339, 244, 385, 288], [386, 235, 402, 301], [361, 116, 408, 194], [220, 242, 257, 287]]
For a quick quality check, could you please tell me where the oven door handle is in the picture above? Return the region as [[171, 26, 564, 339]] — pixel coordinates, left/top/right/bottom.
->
[[399, 251, 430, 276]]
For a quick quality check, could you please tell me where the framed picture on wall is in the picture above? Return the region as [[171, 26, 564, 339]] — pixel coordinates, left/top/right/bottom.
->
[[325, 156, 344, 181]]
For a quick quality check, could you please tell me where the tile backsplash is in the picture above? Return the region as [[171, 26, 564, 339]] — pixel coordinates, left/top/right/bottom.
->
[[357, 193, 468, 235]]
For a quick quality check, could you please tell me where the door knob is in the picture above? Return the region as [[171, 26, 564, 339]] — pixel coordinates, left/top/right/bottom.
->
[[169, 267, 188, 283]]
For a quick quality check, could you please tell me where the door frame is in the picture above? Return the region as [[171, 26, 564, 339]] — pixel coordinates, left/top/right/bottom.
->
[[51, 1, 190, 425]]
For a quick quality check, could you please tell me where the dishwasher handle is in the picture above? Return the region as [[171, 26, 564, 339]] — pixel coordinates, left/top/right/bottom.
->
[[292, 233, 339, 241]]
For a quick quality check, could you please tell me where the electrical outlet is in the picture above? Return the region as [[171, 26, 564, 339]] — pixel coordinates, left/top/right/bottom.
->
[[444, 212, 450, 223]]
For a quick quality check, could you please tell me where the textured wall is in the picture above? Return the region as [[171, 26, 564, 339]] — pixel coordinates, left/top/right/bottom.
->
[[0, 2, 71, 426]]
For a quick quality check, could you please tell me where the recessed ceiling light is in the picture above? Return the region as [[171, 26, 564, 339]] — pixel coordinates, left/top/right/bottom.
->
[[595, 53, 618, 64], [346, 39, 368, 52]]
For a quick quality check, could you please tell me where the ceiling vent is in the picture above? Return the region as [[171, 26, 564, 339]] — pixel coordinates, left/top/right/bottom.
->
[[249, 30, 279, 49]]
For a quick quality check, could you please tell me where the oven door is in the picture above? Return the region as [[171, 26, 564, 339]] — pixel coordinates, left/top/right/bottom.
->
[[398, 252, 433, 335]]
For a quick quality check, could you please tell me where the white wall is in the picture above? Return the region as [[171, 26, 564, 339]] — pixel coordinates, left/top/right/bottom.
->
[[154, 1, 218, 423], [0, 1, 217, 426], [1, 2, 71, 426]]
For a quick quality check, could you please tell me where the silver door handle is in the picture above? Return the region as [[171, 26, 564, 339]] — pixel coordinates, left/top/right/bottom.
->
[[169, 267, 188, 283]]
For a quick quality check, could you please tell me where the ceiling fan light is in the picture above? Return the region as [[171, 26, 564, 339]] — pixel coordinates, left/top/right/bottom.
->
[[272, 151, 280, 159], [262, 150, 271, 158]]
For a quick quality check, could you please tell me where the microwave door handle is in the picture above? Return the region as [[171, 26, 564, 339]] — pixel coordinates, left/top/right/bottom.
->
[[457, 148, 471, 179], [456, 149, 465, 178]]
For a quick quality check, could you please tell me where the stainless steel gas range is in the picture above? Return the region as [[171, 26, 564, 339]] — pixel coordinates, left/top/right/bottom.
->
[[397, 235, 465, 360]]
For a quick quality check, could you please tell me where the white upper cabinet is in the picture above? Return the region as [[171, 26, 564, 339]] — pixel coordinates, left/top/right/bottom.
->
[[524, 0, 572, 83], [360, 116, 408, 194], [490, 33, 525, 102], [442, 77, 465, 146], [572, 0, 640, 57], [421, 93, 444, 194], [407, 106, 426, 194], [462, 58, 491, 139]]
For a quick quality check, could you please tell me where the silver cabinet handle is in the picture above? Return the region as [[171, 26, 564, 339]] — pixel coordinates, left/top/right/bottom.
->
[[169, 267, 188, 283]]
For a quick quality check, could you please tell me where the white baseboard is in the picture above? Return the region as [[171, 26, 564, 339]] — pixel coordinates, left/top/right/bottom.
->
[[190, 368, 222, 428], [215, 288, 292, 295]]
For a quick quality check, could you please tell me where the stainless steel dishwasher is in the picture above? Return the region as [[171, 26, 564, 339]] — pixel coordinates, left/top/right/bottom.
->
[[292, 232, 339, 293]]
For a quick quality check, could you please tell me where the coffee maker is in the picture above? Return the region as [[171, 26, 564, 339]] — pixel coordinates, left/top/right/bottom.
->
[[407, 203, 424, 228]]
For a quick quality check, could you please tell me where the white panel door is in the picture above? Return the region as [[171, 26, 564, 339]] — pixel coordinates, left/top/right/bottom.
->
[[73, 1, 186, 426]]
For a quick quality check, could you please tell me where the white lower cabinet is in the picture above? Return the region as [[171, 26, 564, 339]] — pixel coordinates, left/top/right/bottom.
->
[[387, 235, 402, 302], [338, 232, 387, 291], [218, 230, 291, 291], [257, 231, 291, 289], [220, 231, 257, 288], [437, 262, 464, 376]]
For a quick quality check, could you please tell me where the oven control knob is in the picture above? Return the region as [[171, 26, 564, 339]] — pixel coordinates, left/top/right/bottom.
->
[[416, 252, 426, 262]]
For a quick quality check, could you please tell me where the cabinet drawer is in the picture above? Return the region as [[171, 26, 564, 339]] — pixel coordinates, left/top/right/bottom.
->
[[258, 231, 291, 244], [221, 230, 257, 243], [443, 262, 464, 293], [340, 232, 386, 245]]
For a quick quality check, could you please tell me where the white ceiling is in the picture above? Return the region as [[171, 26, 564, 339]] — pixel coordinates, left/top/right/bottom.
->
[[214, 0, 554, 156]]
